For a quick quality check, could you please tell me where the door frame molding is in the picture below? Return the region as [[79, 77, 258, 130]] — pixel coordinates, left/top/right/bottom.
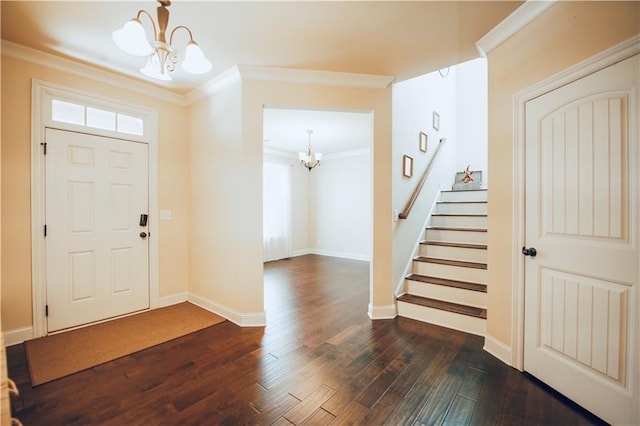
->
[[511, 35, 640, 370], [31, 80, 160, 337]]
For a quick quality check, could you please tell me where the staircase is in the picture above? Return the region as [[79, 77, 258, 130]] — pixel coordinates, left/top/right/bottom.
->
[[397, 189, 487, 336]]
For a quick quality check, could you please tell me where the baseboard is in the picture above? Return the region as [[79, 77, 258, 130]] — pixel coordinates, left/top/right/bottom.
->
[[483, 333, 513, 366], [291, 248, 313, 257], [4, 326, 34, 346], [157, 291, 189, 308], [312, 249, 371, 262], [288, 249, 370, 262], [367, 303, 397, 320], [188, 293, 266, 327]]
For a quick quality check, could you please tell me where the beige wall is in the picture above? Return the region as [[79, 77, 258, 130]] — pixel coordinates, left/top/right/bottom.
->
[[1, 55, 190, 331], [486, 1, 640, 345], [188, 77, 392, 318], [187, 80, 264, 315], [243, 79, 393, 313]]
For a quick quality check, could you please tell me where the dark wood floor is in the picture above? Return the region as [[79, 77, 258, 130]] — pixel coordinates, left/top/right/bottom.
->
[[7, 255, 606, 425]]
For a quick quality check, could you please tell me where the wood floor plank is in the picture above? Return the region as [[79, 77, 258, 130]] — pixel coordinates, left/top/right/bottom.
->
[[321, 330, 407, 416], [443, 395, 476, 426], [384, 332, 463, 425], [457, 367, 486, 401], [330, 401, 370, 425], [414, 373, 463, 425], [300, 408, 335, 425], [6, 255, 608, 425], [284, 384, 337, 425], [360, 321, 445, 423], [256, 392, 301, 425]]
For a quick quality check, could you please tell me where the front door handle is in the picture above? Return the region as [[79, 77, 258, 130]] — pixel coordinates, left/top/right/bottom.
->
[[522, 246, 537, 257], [140, 232, 148, 239]]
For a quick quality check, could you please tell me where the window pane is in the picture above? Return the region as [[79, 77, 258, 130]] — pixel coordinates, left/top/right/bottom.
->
[[86, 107, 116, 131], [52, 99, 85, 125], [117, 114, 144, 136]]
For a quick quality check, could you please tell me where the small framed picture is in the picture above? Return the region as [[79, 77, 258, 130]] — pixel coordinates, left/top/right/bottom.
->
[[402, 155, 413, 178], [419, 132, 428, 153], [432, 111, 440, 131]]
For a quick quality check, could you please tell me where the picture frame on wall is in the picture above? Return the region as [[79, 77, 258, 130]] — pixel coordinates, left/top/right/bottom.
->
[[419, 132, 428, 153], [402, 155, 413, 178], [432, 111, 440, 131]]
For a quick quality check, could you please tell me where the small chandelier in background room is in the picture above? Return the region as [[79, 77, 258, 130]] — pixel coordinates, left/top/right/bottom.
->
[[299, 130, 323, 172], [112, 0, 212, 81]]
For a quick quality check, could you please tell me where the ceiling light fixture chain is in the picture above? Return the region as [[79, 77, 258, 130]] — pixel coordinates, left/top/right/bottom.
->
[[112, 0, 212, 81], [299, 129, 323, 172]]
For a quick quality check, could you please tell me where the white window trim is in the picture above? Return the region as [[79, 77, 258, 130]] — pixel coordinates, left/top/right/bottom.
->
[[31, 79, 160, 337]]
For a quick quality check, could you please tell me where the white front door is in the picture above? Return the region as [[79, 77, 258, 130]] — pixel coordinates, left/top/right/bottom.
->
[[524, 55, 639, 425], [45, 128, 150, 332]]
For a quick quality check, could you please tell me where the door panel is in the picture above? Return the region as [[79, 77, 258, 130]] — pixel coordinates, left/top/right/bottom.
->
[[524, 55, 638, 425], [45, 128, 149, 332]]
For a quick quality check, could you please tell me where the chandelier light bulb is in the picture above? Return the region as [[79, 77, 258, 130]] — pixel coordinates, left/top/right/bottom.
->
[[140, 55, 172, 81], [112, 19, 153, 57], [181, 41, 213, 74]]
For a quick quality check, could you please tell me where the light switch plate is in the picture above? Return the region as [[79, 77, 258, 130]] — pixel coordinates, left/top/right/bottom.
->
[[159, 210, 172, 220]]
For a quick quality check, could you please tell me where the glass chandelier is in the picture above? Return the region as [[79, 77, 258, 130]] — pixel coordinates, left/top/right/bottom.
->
[[299, 130, 323, 172]]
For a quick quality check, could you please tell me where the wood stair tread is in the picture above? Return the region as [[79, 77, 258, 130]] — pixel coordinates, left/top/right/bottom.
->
[[414, 256, 487, 270], [426, 226, 487, 232], [406, 274, 487, 292], [398, 294, 487, 319], [420, 241, 487, 250]]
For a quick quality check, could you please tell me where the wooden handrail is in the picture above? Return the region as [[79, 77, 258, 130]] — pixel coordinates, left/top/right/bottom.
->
[[399, 138, 447, 220]]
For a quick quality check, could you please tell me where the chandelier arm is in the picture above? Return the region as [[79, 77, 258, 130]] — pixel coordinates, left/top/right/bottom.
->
[[135, 9, 158, 42], [169, 25, 195, 45]]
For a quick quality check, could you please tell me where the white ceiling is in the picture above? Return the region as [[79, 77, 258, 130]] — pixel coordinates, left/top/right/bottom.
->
[[1, 1, 519, 154], [263, 108, 372, 155]]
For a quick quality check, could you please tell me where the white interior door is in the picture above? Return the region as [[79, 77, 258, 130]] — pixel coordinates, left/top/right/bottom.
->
[[524, 55, 639, 425], [45, 128, 150, 332]]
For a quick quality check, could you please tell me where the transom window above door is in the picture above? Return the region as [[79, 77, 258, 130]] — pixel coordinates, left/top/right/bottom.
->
[[51, 99, 144, 136]]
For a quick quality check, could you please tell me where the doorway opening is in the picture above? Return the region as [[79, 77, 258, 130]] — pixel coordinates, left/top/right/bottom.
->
[[262, 106, 374, 319]]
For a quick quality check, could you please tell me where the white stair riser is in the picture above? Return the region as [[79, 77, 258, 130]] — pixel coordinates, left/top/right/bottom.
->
[[406, 280, 486, 308], [397, 301, 486, 336], [435, 202, 487, 214], [430, 215, 487, 228], [414, 261, 487, 284], [440, 190, 487, 202], [425, 229, 487, 245], [419, 244, 487, 263]]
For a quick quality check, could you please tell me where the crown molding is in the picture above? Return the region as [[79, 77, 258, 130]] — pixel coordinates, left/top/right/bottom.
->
[[185, 65, 242, 105], [1, 40, 187, 106], [323, 148, 371, 160], [2, 41, 394, 108], [476, 0, 559, 58], [237, 65, 394, 89], [264, 147, 371, 161], [263, 148, 298, 160]]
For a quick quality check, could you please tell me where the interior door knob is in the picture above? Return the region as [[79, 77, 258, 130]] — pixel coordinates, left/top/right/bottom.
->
[[140, 232, 148, 239], [522, 246, 537, 257]]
